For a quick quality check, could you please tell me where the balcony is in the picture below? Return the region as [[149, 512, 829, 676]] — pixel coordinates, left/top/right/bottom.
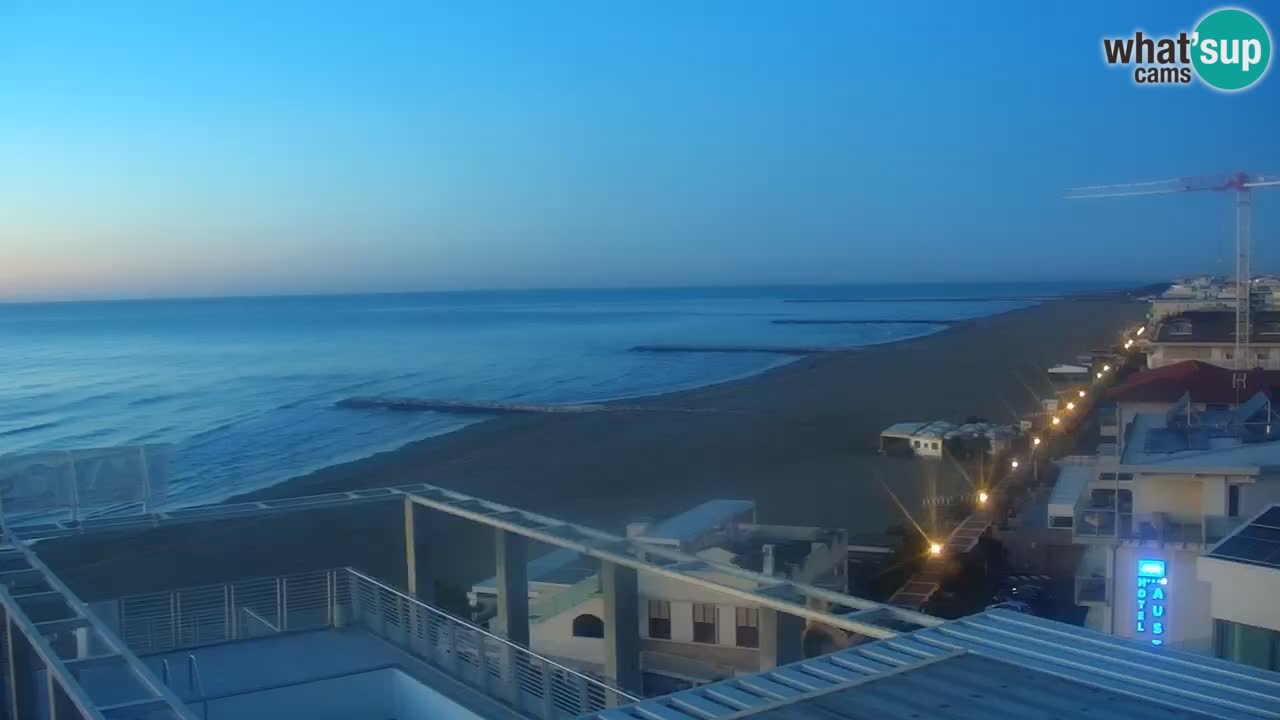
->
[[1073, 504, 1241, 549]]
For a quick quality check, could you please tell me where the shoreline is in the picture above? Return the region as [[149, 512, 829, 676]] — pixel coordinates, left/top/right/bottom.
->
[[39, 289, 1150, 601], [225, 302, 1008, 503], [228, 291, 1147, 522]]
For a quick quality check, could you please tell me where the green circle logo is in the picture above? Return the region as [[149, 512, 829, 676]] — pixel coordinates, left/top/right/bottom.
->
[[1192, 8, 1271, 91]]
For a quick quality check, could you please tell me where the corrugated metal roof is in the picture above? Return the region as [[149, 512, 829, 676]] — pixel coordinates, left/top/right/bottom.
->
[[583, 610, 1280, 720]]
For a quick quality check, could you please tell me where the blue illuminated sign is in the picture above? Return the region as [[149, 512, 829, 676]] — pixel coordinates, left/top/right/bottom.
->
[[1136, 558, 1169, 646], [1137, 560, 1166, 578]]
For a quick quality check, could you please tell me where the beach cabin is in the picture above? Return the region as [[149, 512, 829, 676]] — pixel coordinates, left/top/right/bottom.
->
[[878, 421, 951, 458], [1047, 363, 1091, 384]]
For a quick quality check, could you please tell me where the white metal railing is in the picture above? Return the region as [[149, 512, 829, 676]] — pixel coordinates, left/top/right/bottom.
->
[[98, 567, 637, 719], [101, 569, 336, 654], [341, 568, 636, 717]]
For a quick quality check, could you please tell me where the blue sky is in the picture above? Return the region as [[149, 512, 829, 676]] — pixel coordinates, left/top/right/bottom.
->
[[1, 1, 1277, 300]]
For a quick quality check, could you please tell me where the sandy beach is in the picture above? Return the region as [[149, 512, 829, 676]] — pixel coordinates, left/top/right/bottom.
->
[[40, 294, 1148, 601]]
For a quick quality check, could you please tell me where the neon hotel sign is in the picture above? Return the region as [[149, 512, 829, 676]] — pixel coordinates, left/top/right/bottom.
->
[[1136, 559, 1169, 646]]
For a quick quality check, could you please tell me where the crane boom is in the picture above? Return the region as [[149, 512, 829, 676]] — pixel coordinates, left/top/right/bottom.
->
[[1065, 170, 1280, 388]]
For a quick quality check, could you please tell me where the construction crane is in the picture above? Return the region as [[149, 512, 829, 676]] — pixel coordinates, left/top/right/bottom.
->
[[1067, 172, 1280, 389]]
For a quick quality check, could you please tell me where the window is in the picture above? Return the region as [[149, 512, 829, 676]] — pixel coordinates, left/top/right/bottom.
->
[[1229, 485, 1241, 518], [1049, 515, 1074, 529], [1215, 619, 1280, 671], [647, 599, 671, 639], [572, 613, 604, 638], [735, 607, 760, 648], [913, 440, 921, 448], [1168, 321, 1192, 336], [1260, 323, 1280, 335], [931, 442, 939, 450], [692, 603, 718, 644]]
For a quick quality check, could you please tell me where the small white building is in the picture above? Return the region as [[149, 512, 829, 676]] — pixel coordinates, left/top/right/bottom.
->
[[879, 421, 1022, 459], [878, 421, 951, 457], [469, 500, 848, 688], [1047, 364, 1092, 384]]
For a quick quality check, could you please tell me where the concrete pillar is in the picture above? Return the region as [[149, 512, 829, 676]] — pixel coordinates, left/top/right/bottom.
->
[[758, 607, 803, 670], [403, 498, 436, 604], [494, 529, 529, 646], [602, 561, 642, 694]]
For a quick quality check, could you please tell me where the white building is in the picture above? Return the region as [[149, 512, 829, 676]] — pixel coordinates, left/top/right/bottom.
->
[[1060, 392, 1280, 656], [1144, 310, 1280, 370], [469, 500, 848, 688], [879, 421, 1021, 459], [1198, 505, 1280, 671]]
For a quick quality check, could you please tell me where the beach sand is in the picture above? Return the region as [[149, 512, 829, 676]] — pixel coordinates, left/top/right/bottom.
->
[[40, 295, 1147, 601]]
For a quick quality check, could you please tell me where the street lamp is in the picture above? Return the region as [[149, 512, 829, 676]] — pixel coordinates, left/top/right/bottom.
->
[[1103, 364, 1111, 372], [1097, 372, 1103, 379], [1066, 401, 1075, 411], [1051, 416, 1061, 426], [1032, 436, 1041, 446], [1079, 390, 1086, 398], [929, 542, 943, 556], [978, 491, 989, 504], [1136, 326, 1145, 336], [1010, 459, 1019, 469]]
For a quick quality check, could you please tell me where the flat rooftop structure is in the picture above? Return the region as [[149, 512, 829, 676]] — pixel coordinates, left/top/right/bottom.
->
[[634, 499, 755, 548], [1120, 412, 1280, 469], [588, 609, 1280, 720]]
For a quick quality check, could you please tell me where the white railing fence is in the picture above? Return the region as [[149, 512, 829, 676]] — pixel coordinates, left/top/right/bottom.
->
[[93, 567, 636, 719]]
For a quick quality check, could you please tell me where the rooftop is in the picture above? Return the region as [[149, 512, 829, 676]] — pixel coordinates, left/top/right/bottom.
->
[[1105, 360, 1280, 405], [635, 499, 755, 547], [1152, 310, 1280, 344], [1205, 505, 1280, 570], [1120, 412, 1280, 469], [587, 609, 1280, 720]]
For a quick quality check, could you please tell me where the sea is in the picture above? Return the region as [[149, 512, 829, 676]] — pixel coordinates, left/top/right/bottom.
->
[[0, 282, 1127, 508]]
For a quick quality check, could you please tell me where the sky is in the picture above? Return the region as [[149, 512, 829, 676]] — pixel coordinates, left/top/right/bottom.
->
[[1, 1, 1278, 300]]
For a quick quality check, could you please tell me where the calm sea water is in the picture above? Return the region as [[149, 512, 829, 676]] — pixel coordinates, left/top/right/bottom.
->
[[0, 283, 1121, 506]]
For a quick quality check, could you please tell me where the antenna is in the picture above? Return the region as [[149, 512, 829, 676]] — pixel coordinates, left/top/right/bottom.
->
[[1067, 172, 1280, 391]]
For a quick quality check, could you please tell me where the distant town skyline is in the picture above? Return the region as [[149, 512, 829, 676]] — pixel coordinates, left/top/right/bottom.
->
[[2, 1, 1278, 301]]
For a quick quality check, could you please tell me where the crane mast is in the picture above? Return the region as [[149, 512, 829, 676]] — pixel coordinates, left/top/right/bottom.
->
[[1235, 188, 1251, 385]]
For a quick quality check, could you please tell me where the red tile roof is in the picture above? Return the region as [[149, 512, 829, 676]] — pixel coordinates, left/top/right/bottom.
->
[[1106, 361, 1280, 404]]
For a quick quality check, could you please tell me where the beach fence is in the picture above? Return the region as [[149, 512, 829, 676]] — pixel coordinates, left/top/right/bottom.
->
[[92, 567, 636, 719]]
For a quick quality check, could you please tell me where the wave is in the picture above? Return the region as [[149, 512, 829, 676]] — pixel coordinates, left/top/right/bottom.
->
[[0, 421, 60, 438]]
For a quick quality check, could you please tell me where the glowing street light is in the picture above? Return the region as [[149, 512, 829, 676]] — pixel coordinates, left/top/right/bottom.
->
[[929, 542, 943, 556], [1066, 401, 1076, 411], [1079, 390, 1087, 398], [1103, 364, 1111, 372], [978, 491, 989, 505], [1010, 459, 1019, 469], [1051, 416, 1061, 426], [1136, 326, 1145, 336], [1097, 372, 1103, 379], [1032, 436, 1041, 446]]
